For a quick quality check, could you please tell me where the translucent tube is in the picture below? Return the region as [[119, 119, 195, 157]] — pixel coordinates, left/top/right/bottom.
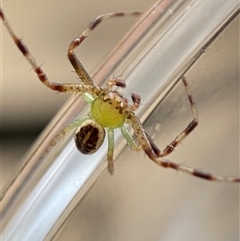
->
[[1, 0, 239, 240]]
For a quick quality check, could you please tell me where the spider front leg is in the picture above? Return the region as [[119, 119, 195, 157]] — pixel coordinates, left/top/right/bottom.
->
[[0, 8, 92, 94], [67, 11, 142, 86], [1, 8, 141, 93]]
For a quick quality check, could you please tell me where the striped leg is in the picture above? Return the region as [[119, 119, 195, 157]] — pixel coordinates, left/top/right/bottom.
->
[[158, 76, 199, 157], [67, 11, 142, 86], [1, 8, 141, 92], [152, 158, 240, 182], [130, 112, 239, 182], [0, 9, 102, 95], [0, 8, 69, 93]]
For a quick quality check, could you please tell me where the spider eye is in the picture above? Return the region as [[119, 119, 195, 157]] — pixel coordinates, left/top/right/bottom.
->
[[75, 120, 105, 155]]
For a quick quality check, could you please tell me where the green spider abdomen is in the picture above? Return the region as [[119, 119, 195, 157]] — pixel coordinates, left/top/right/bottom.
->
[[91, 97, 125, 129]]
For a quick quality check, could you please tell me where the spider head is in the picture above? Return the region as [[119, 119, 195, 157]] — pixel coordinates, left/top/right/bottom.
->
[[91, 92, 128, 129]]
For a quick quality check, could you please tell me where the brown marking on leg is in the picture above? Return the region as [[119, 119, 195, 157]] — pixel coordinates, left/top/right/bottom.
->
[[158, 77, 199, 157], [1, 8, 70, 92], [0, 8, 4, 20], [15, 38, 28, 56], [145, 132, 161, 156], [88, 16, 102, 30], [150, 157, 240, 182], [129, 112, 160, 160], [185, 120, 198, 135], [67, 12, 142, 86]]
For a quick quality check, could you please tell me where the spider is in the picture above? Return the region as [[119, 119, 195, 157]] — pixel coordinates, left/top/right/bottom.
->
[[1, 8, 239, 182]]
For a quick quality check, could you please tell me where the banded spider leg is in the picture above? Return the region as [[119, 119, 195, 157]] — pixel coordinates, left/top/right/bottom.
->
[[130, 77, 239, 182]]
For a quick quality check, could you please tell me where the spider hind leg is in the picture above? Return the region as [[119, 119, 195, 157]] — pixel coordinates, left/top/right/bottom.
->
[[129, 77, 239, 182]]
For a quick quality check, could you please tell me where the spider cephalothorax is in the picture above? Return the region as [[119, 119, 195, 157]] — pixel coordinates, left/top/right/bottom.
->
[[1, 7, 239, 182], [71, 77, 141, 167]]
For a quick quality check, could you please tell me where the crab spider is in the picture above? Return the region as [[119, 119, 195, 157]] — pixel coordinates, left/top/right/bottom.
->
[[1, 8, 239, 182]]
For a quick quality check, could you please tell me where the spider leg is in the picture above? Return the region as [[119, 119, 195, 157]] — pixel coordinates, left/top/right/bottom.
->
[[50, 115, 91, 147], [119, 93, 142, 150], [1, 8, 99, 95], [120, 126, 141, 151], [153, 159, 240, 182], [129, 111, 239, 182], [67, 11, 142, 86], [0, 9, 71, 92], [107, 129, 115, 174], [128, 112, 158, 158], [158, 76, 199, 157]]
